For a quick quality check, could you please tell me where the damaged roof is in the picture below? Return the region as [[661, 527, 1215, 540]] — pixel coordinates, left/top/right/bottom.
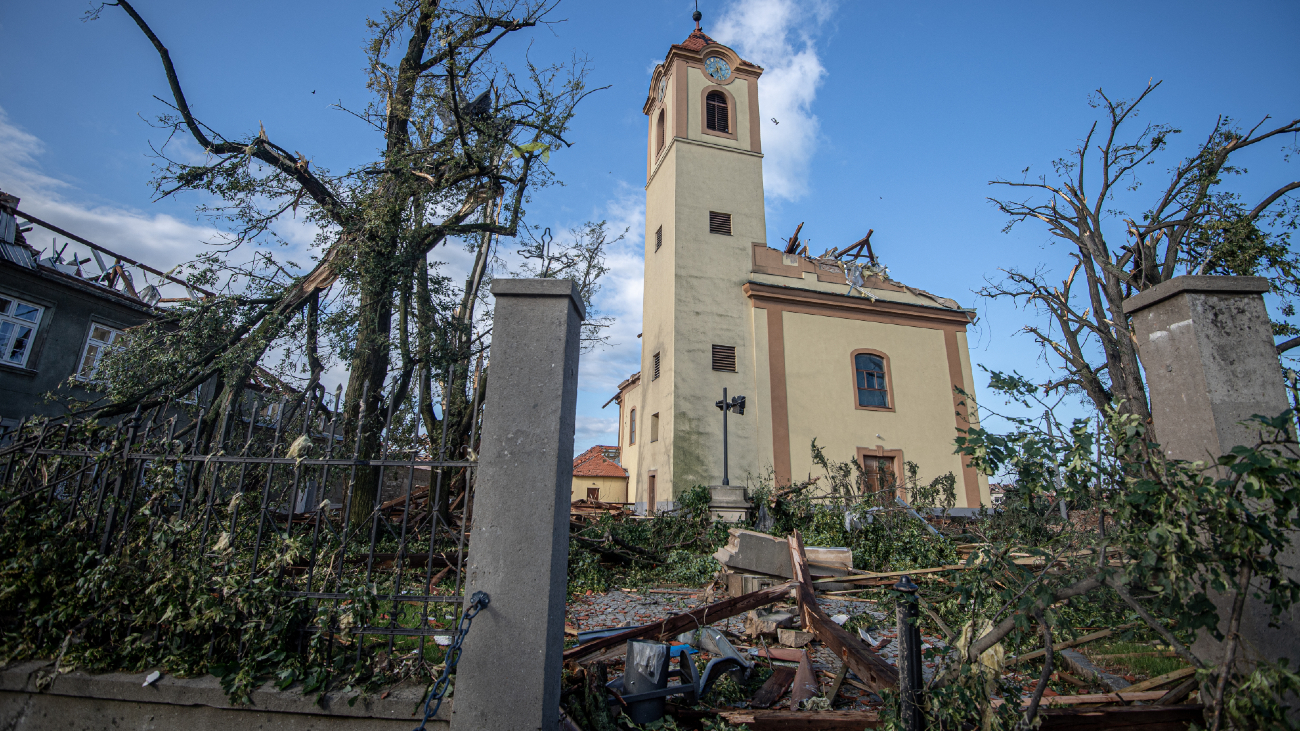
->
[[573, 445, 627, 479]]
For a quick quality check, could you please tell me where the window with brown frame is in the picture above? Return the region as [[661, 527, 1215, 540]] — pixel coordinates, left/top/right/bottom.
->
[[854, 352, 889, 408], [711, 344, 736, 372], [705, 91, 729, 133], [656, 109, 666, 156], [655, 226, 662, 252], [708, 211, 732, 236]]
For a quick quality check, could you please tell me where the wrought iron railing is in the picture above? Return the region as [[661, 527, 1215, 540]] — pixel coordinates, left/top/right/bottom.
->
[[0, 381, 478, 664]]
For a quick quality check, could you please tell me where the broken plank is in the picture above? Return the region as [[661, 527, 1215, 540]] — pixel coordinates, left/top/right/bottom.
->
[[826, 661, 849, 707], [717, 709, 882, 730], [562, 581, 795, 663], [989, 690, 1168, 707], [813, 564, 968, 585], [1036, 704, 1203, 730], [1122, 665, 1195, 693], [788, 530, 899, 693], [1010, 623, 1140, 665], [751, 666, 796, 709]]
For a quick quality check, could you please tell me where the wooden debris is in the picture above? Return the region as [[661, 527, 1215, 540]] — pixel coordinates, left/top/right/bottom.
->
[[562, 581, 795, 663], [787, 530, 899, 692], [1156, 678, 1199, 706], [1122, 665, 1195, 693], [1036, 704, 1202, 730], [751, 666, 796, 709], [1011, 623, 1140, 665], [825, 661, 849, 707], [718, 708, 881, 730]]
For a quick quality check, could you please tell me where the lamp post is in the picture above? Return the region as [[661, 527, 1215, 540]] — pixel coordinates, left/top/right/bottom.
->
[[714, 388, 746, 486]]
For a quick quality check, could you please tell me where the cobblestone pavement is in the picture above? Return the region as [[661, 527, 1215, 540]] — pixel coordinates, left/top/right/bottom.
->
[[566, 587, 949, 710]]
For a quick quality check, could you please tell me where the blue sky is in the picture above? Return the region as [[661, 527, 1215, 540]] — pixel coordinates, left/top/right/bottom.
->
[[2, 0, 1298, 454]]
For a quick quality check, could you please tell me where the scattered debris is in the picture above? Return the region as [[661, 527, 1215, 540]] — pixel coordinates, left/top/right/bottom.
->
[[142, 670, 161, 687], [778, 628, 814, 648], [751, 666, 796, 709]]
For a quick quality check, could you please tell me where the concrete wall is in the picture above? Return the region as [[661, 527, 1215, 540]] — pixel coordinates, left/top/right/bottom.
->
[[570, 474, 628, 503], [0, 261, 155, 425], [0, 661, 447, 730]]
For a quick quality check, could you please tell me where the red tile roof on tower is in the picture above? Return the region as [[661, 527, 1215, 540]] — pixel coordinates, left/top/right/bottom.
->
[[679, 29, 715, 51], [573, 445, 628, 478]]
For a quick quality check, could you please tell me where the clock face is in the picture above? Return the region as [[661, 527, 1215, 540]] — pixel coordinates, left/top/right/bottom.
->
[[658, 76, 667, 101], [705, 57, 731, 82]]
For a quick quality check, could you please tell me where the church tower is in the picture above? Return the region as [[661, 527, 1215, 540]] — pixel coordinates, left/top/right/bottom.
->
[[627, 17, 767, 509], [610, 14, 991, 514]]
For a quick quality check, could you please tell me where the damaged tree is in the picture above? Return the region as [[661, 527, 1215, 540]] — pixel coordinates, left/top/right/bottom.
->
[[984, 82, 1300, 425], [85, 0, 599, 524]]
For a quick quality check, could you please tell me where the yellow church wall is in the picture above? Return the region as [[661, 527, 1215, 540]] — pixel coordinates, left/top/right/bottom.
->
[[777, 310, 988, 508], [749, 305, 775, 483], [570, 475, 629, 504]]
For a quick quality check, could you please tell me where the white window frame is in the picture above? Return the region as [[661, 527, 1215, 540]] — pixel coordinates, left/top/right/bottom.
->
[[0, 294, 44, 369], [76, 322, 124, 382]]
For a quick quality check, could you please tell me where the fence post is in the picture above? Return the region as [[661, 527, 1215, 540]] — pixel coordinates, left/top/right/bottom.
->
[[894, 575, 924, 731], [450, 279, 584, 731], [1123, 275, 1298, 671]]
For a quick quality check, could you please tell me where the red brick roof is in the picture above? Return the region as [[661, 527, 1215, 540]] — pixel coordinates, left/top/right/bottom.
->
[[573, 445, 627, 478], [679, 29, 716, 51]]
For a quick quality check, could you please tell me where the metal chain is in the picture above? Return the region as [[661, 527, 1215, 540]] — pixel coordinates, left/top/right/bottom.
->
[[414, 590, 489, 730]]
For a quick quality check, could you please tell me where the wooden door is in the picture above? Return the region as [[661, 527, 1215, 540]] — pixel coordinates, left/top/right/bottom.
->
[[647, 473, 657, 514]]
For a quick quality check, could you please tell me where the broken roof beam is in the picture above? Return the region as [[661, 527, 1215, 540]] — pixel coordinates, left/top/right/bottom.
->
[[787, 529, 899, 693], [840, 230, 876, 264], [16, 209, 215, 297], [782, 221, 805, 255]]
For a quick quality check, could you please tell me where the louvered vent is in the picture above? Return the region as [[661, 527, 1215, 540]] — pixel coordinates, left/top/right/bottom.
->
[[712, 345, 736, 372], [706, 91, 729, 133], [653, 352, 661, 380], [708, 211, 732, 235], [655, 226, 663, 251]]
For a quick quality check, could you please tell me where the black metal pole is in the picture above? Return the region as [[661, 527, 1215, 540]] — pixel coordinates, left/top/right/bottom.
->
[[721, 387, 729, 486], [895, 575, 924, 731]]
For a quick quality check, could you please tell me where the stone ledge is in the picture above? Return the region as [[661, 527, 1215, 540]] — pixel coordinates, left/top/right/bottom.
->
[[489, 278, 587, 320], [1122, 275, 1270, 315], [0, 660, 448, 726]]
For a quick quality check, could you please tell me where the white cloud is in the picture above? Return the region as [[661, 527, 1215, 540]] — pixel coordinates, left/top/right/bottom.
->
[[575, 415, 620, 447], [0, 106, 227, 274], [712, 0, 833, 201]]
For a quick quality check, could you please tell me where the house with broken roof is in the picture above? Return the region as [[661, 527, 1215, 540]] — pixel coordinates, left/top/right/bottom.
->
[[570, 445, 629, 503], [608, 26, 991, 513], [0, 191, 215, 429]]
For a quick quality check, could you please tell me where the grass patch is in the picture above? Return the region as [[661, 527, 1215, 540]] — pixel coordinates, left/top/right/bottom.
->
[[1082, 641, 1189, 680]]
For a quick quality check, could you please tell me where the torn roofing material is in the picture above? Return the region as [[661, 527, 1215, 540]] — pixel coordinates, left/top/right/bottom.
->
[[573, 445, 627, 478]]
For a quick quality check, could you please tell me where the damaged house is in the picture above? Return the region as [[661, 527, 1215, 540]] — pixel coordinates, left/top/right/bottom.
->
[[610, 30, 990, 512]]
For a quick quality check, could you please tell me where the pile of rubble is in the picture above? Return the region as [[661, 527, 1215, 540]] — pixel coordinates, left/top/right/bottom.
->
[[559, 529, 1204, 730]]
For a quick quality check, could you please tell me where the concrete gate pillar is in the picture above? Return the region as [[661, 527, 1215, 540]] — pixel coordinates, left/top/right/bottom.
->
[[451, 279, 584, 731], [1123, 275, 1298, 670]]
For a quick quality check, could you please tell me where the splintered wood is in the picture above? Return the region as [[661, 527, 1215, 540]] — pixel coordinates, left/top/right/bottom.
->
[[787, 530, 900, 692]]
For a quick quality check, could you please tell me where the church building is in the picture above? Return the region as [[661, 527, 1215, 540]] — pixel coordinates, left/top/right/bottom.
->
[[609, 20, 990, 512]]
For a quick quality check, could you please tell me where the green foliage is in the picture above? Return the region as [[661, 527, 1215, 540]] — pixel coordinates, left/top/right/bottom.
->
[[1, 422, 446, 703]]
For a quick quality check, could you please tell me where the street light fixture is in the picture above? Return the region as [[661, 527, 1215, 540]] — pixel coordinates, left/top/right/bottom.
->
[[715, 387, 746, 486]]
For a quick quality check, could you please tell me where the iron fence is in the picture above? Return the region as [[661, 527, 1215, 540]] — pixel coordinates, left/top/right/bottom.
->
[[0, 380, 479, 664]]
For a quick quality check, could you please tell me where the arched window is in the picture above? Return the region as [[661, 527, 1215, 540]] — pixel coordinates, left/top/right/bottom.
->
[[854, 352, 890, 409], [656, 109, 665, 156], [705, 91, 729, 133], [629, 408, 637, 445]]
